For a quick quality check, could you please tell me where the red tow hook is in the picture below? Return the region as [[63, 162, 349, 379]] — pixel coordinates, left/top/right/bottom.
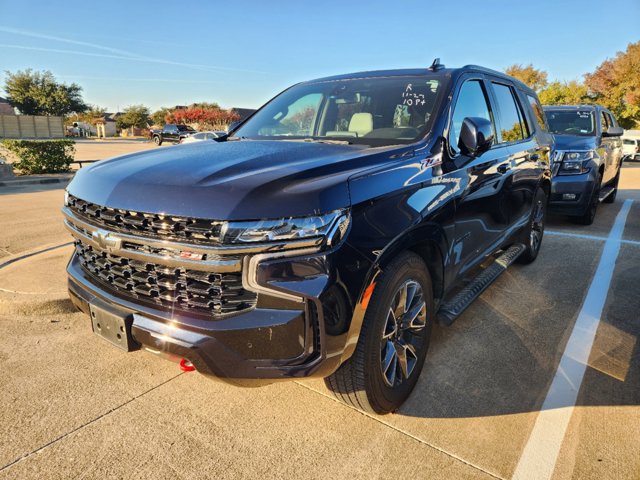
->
[[179, 358, 196, 372]]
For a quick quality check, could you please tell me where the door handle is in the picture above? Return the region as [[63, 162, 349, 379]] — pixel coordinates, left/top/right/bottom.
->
[[497, 164, 511, 174]]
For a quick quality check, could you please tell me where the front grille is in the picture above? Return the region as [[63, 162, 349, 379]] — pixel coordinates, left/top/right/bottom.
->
[[74, 239, 257, 317], [67, 195, 224, 244]]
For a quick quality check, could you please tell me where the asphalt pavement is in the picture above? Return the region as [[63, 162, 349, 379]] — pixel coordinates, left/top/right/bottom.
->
[[0, 164, 638, 480]]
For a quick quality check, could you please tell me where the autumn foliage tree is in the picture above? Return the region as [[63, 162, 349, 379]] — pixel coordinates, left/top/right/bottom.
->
[[538, 81, 591, 106], [504, 64, 548, 92], [165, 106, 240, 130], [585, 41, 640, 128]]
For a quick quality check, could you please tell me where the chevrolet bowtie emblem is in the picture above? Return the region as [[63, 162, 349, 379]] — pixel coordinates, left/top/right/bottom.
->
[[92, 229, 122, 253]]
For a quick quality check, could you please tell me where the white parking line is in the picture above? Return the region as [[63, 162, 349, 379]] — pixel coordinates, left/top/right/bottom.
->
[[546, 230, 640, 247], [512, 199, 633, 480]]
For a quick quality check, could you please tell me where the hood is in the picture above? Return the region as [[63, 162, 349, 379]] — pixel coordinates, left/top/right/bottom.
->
[[552, 134, 597, 152], [67, 140, 400, 220]]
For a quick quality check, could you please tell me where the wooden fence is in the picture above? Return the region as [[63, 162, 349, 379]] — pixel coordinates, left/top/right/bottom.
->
[[0, 115, 65, 139]]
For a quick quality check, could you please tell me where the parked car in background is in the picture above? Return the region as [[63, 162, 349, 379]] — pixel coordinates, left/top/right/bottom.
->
[[543, 105, 624, 225], [180, 131, 227, 144], [622, 136, 640, 161], [63, 62, 552, 414], [151, 124, 196, 145]]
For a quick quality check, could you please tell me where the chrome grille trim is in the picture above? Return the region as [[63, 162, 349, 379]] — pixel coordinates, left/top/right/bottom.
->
[[64, 208, 242, 273]]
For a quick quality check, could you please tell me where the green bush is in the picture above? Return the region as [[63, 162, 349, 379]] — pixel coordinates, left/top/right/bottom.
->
[[0, 139, 75, 174]]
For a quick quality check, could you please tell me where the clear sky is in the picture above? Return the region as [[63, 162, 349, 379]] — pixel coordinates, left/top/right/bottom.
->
[[1, 0, 638, 113]]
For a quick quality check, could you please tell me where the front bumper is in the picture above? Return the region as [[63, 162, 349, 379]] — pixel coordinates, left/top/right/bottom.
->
[[67, 247, 353, 385], [548, 168, 596, 216]]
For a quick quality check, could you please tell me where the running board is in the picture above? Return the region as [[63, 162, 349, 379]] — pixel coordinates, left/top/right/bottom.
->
[[437, 244, 526, 326], [598, 186, 615, 202]]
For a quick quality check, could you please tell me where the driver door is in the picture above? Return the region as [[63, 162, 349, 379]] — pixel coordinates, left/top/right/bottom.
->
[[448, 76, 515, 276]]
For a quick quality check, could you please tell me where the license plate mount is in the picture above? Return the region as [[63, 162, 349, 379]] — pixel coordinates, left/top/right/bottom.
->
[[89, 301, 137, 352]]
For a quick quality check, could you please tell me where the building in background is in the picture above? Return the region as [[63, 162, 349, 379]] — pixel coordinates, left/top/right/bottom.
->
[[0, 97, 15, 115]]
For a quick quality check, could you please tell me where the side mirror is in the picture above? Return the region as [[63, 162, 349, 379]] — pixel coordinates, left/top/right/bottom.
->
[[458, 117, 494, 157], [604, 126, 624, 137]]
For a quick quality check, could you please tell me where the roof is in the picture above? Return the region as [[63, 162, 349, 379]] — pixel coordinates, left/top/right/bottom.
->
[[0, 96, 10, 104], [303, 65, 533, 93], [543, 104, 601, 111]]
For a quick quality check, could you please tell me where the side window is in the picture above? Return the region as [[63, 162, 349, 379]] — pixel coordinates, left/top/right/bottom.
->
[[492, 83, 526, 143], [600, 111, 609, 133], [450, 80, 493, 153], [606, 112, 616, 129], [526, 94, 548, 132]]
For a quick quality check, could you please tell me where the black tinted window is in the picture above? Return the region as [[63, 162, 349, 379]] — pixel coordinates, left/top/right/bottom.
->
[[492, 83, 525, 142], [450, 80, 493, 152]]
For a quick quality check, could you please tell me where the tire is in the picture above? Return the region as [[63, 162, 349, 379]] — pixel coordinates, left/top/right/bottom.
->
[[575, 172, 602, 225], [603, 169, 620, 204], [153, 135, 162, 146], [324, 252, 434, 414], [517, 187, 547, 264]]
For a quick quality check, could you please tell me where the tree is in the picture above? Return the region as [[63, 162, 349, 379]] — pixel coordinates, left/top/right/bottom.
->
[[584, 41, 640, 128], [3, 69, 87, 116], [116, 104, 150, 130], [538, 81, 591, 105], [77, 106, 107, 125], [150, 107, 173, 127], [504, 64, 548, 92], [166, 106, 240, 130]]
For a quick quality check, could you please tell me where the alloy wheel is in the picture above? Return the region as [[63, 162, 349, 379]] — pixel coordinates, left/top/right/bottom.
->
[[530, 200, 545, 252], [380, 280, 427, 387]]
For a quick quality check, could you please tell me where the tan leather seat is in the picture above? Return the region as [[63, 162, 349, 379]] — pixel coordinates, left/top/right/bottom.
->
[[348, 113, 373, 137]]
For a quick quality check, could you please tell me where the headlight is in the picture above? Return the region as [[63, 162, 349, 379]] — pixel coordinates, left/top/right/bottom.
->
[[64, 190, 69, 206], [559, 150, 596, 175], [221, 210, 350, 244], [562, 151, 595, 162]]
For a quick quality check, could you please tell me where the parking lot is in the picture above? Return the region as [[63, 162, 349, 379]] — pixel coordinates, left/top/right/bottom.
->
[[0, 154, 638, 479]]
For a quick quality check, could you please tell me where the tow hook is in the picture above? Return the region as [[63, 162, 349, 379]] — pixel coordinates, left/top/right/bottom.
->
[[179, 358, 195, 372]]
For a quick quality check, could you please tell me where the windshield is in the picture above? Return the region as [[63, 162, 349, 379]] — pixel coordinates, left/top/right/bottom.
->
[[545, 109, 595, 136], [178, 125, 196, 132], [233, 75, 447, 147]]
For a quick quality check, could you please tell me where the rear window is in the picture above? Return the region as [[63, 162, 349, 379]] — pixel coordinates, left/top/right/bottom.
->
[[491, 83, 526, 143]]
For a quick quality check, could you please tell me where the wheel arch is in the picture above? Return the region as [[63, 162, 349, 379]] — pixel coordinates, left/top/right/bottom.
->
[[339, 222, 448, 365]]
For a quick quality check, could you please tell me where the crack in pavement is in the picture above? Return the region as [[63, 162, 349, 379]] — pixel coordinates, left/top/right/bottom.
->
[[0, 242, 73, 271], [294, 381, 505, 480], [0, 372, 184, 473]]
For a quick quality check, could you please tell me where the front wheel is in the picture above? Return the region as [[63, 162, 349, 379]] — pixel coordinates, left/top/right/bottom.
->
[[153, 136, 162, 146], [324, 252, 433, 414], [517, 187, 547, 264]]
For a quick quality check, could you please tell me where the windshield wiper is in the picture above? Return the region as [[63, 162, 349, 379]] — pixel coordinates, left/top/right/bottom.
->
[[298, 138, 352, 145]]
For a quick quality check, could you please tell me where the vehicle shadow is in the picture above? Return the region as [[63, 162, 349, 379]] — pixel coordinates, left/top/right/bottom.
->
[[396, 194, 639, 419]]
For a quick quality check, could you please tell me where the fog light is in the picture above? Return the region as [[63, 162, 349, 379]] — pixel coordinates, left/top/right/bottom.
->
[[562, 193, 577, 201]]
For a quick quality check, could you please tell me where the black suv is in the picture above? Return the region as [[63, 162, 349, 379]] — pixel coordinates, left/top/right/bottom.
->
[[64, 63, 552, 414], [544, 105, 624, 224], [151, 124, 196, 145]]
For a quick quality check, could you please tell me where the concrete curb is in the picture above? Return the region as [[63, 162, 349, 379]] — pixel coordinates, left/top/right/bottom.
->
[[0, 174, 74, 187]]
